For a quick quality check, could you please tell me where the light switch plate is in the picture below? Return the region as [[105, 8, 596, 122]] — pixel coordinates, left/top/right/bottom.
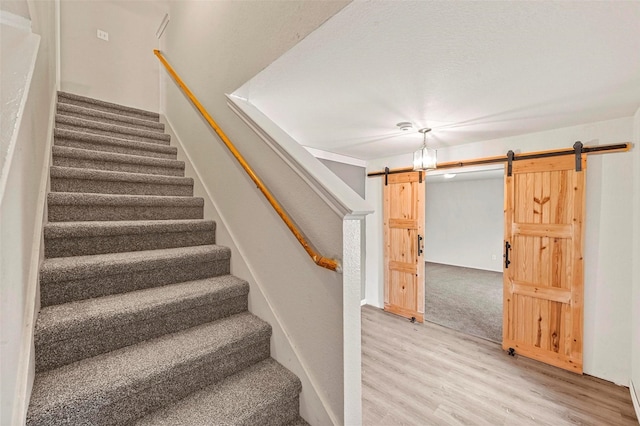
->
[[97, 29, 109, 41]]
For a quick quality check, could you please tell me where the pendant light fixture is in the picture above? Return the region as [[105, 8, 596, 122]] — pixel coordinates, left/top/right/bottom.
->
[[413, 127, 437, 171]]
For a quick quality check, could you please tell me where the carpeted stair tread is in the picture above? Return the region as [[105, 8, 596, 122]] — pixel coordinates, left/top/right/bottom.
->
[[50, 165, 194, 196], [135, 358, 302, 426], [36, 274, 248, 346], [41, 245, 229, 285], [40, 245, 230, 307], [52, 145, 185, 176], [47, 192, 204, 222], [50, 165, 192, 186], [44, 219, 215, 257], [57, 102, 165, 132], [56, 114, 171, 145], [45, 219, 214, 239], [58, 91, 160, 121], [35, 275, 249, 371], [27, 312, 271, 426], [55, 128, 177, 159], [48, 191, 203, 206]]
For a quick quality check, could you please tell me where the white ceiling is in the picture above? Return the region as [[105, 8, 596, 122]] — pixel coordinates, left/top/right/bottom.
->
[[234, 1, 640, 161]]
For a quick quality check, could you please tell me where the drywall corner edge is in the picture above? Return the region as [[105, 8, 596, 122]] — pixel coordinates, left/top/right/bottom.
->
[[160, 114, 337, 426], [631, 380, 640, 422], [343, 218, 363, 425], [226, 94, 372, 217]]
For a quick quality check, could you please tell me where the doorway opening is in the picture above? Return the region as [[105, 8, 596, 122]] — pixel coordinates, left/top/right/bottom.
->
[[424, 167, 504, 343]]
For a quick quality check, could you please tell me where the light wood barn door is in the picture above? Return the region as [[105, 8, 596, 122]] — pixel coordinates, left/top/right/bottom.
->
[[503, 154, 585, 373], [384, 172, 425, 322]]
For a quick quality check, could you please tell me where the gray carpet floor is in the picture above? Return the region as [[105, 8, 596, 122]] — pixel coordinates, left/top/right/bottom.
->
[[424, 262, 503, 343]]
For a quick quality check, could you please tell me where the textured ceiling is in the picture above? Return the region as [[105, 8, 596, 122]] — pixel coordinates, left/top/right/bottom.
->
[[234, 1, 640, 161]]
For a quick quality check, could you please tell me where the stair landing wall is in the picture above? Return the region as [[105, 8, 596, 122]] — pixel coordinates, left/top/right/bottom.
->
[[0, 2, 57, 423]]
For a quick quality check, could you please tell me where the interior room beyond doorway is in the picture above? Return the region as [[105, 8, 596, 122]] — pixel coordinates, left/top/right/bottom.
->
[[424, 168, 504, 342]]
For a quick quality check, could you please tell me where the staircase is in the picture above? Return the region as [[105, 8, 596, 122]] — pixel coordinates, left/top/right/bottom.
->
[[26, 92, 307, 425]]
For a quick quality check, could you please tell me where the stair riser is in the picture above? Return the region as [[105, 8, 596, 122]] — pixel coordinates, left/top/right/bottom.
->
[[40, 257, 230, 307], [28, 339, 271, 426], [56, 122, 170, 146], [51, 177, 194, 197], [58, 109, 165, 132], [58, 97, 159, 122], [48, 204, 203, 222], [36, 295, 248, 372], [243, 396, 301, 426], [109, 340, 270, 426], [52, 155, 185, 177], [55, 138, 177, 160], [45, 230, 215, 258]]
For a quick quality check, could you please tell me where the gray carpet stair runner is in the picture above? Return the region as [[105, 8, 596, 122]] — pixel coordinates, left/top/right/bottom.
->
[[27, 92, 308, 426]]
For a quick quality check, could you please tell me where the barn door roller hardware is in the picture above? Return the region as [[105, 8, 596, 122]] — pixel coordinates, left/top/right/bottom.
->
[[367, 142, 630, 178], [506, 150, 515, 177], [574, 141, 584, 172]]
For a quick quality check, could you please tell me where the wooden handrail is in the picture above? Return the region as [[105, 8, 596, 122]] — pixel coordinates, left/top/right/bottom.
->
[[154, 49, 340, 272]]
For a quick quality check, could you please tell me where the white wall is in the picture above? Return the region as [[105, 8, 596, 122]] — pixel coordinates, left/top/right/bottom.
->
[[365, 153, 407, 308], [0, 0, 57, 423], [319, 158, 366, 198], [631, 107, 640, 413], [1, 21, 37, 186], [0, 0, 30, 18], [584, 140, 633, 386], [59, 0, 167, 112], [366, 116, 635, 386], [0, 21, 40, 425], [425, 176, 503, 272], [159, 2, 350, 424]]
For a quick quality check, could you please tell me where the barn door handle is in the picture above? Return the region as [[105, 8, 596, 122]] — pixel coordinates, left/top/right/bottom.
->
[[417, 235, 423, 256], [504, 241, 511, 269]]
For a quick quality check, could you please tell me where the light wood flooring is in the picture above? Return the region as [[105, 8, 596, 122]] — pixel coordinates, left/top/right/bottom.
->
[[362, 305, 638, 426]]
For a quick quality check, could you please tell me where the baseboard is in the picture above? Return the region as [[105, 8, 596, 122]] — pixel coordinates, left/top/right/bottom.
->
[[366, 298, 384, 309], [425, 259, 503, 274], [12, 87, 57, 425], [631, 380, 640, 422], [161, 115, 338, 426], [361, 299, 367, 306]]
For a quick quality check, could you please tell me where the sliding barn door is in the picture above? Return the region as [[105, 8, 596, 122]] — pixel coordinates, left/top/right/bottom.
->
[[503, 155, 585, 373], [384, 172, 425, 322]]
